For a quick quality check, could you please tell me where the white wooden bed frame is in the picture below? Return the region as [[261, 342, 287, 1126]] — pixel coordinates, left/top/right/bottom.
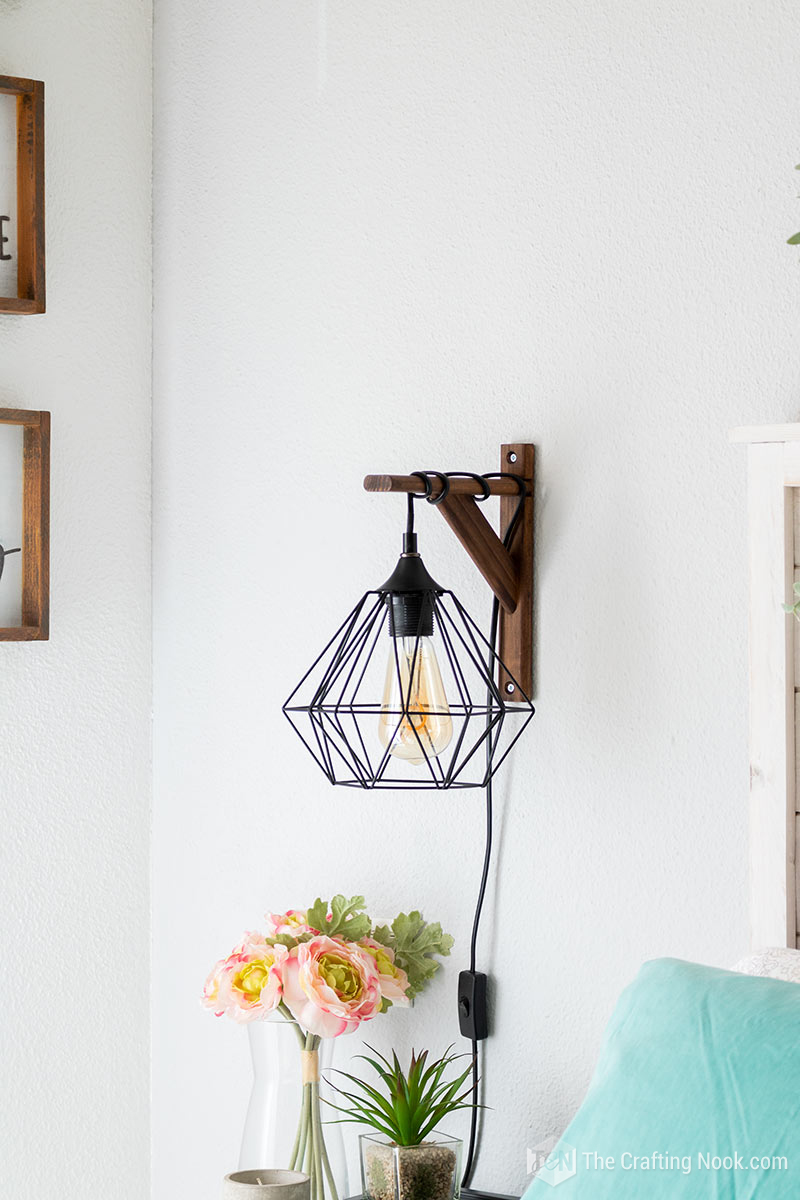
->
[[731, 424, 800, 950]]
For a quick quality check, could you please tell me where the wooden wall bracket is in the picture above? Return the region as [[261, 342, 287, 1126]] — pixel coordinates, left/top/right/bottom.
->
[[363, 443, 535, 699]]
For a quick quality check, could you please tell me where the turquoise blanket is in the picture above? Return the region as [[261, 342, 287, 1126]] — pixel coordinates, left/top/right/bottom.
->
[[523, 959, 800, 1198]]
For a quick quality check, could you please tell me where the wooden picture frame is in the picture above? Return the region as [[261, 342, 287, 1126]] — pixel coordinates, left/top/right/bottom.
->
[[0, 408, 50, 640], [0, 75, 45, 314]]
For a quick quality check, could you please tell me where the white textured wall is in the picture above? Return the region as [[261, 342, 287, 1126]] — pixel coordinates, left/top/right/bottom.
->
[[153, 2, 800, 1197], [0, 4, 152, 1199]]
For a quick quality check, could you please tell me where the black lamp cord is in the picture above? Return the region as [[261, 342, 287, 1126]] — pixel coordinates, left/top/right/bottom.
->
[[460, 475, 526, 1191], [408, 469, 527, 1190]]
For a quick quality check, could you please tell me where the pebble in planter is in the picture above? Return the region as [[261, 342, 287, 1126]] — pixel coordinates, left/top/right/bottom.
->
[[327, 1047, 476, 1200]]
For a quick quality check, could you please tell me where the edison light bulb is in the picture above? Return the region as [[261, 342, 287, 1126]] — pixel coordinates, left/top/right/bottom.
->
[[378, 636, 453, 764]]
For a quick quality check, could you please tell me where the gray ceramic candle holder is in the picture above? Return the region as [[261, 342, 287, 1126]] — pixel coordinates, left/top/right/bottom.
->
[[223, 1169, 311, 1200]]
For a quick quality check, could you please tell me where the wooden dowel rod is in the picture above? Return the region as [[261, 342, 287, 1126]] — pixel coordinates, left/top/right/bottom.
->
[[363, 473, 522, 497]]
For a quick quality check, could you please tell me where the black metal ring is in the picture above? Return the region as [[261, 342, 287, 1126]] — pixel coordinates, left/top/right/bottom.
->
[[416, 470, 450, 505], [408, 471, 434, 500], [445, 472, 491, 502]]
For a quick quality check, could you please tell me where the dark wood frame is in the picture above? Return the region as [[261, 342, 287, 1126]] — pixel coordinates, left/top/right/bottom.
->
[[0, 75, 45, 314], [0, 408, 50, 640], [363, 443, 535, 697]]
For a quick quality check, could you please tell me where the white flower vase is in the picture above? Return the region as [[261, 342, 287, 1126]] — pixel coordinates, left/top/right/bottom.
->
[[240, 1018, 349, 1200]]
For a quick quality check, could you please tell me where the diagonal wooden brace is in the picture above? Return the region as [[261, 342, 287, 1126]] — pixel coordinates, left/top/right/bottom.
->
[[437, 495, 518, 613]]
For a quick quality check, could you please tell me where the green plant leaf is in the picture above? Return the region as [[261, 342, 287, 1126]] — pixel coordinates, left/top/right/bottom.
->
[[354, 1050, 396, 1087], [322, 1099, 399, 1141], [417, 1100, 482, 1143], [788, 233, 800, 245], [325, 1093, 402, 1140], [374, 912, 454, 999], [270, 931, 313, 948], [406, 1049, 427, 1111], [306, 895, 372, 942], [328, 1070, 398, 1122], [418, 1047, 456, 1094]]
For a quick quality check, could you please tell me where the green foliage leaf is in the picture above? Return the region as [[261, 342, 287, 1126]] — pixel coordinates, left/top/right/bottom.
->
[[270, 931, 313, 948], [787, 233, 800, 245], [329, 1071, 399, 1122], [306, 894, 372, 942], [374, 911, 454, 999]]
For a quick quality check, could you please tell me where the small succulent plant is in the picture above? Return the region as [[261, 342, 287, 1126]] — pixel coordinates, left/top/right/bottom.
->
[[327, 1046, 476, 1146]]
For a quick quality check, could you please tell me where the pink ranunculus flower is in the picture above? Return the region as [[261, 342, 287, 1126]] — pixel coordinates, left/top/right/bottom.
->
[[282, 935, 382, 1037], [213, 942, 289, 1024], [358, 937, 411, 1007], [202, 957, 230, 1017], [233, 930, 271, 956], [264, 909, 318, 938]]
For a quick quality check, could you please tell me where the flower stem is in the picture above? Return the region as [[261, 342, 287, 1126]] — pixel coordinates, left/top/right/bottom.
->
[[279, 1002, 308, 1050], [313, 1081, 340, 1200], [287, 1032, 334, 1200], [311, 1082, 324, 1200], [289, 1080, 309, 1171], [286, 1012, 311, 1172], [303, 1086, 315, 1193]]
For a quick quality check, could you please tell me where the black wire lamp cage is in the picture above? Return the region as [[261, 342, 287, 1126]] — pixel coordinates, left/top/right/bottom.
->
[[283, 450, 536, 791]]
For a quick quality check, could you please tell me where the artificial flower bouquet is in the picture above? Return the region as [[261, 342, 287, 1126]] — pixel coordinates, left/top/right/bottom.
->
[[204, 895, 453, 1200]]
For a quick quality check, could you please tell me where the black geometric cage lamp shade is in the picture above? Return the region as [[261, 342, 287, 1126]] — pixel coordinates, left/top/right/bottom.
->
[[283, 471, 535, 789]]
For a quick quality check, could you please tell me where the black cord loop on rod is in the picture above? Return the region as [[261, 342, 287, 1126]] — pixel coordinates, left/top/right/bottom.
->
[[406, 467, 527, 541], [416, 469, 451, 505], [408, 471, 434, 498], [444, 471, 492, 502]]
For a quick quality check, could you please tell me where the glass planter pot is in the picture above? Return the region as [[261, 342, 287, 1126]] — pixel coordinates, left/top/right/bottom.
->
[[240, 1017, 349, 1200], [360, 1132, 462, 1200]]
